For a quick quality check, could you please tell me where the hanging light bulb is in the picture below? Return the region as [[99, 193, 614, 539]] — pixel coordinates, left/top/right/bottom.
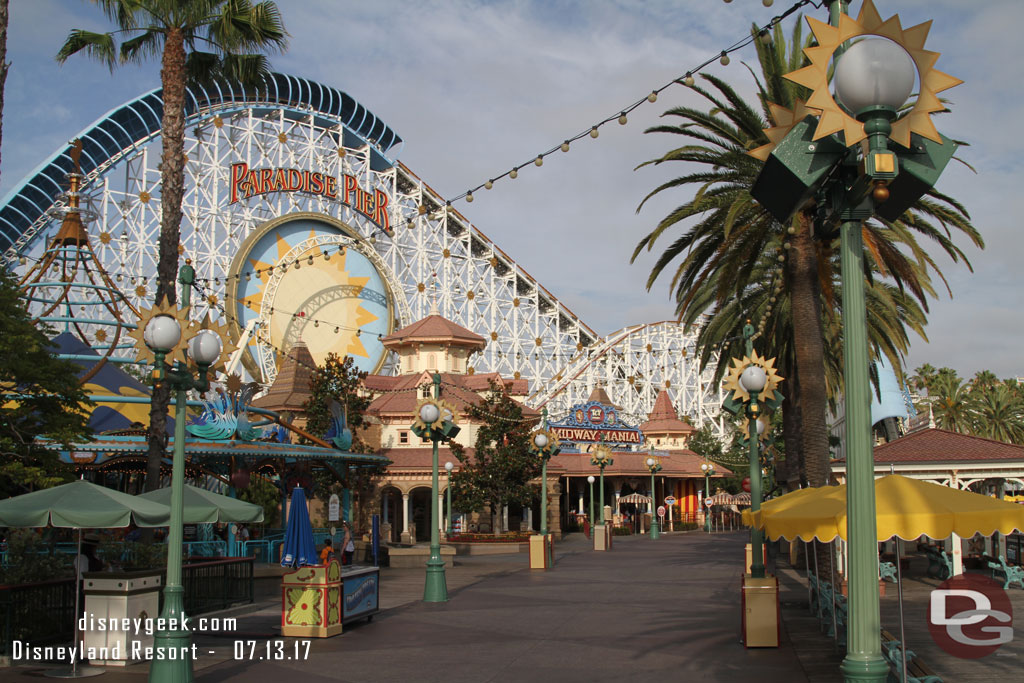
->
[[762, 0, 773, 6], [314, 320, 319, 328], [720, 52, 730, 66], [334, 326, 340, 333], [760, 30, 772, 45], [561, 141, 570, 152], [485, 179, 493, 190], [683, 73, 695, 87], [369, 235, 377, 245], [466, 191, 474, 202], [510, 167, 518, 179], [590, 126, 599, 138], [648, 91, 657, 103], [307, 255, 314, 265], [535, 155, 543, 167]]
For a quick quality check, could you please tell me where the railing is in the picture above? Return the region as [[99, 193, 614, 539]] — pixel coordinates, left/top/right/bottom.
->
[[181, 557, 254, 616], [0, 577, 76, 657], [0, 558, 252, 656]]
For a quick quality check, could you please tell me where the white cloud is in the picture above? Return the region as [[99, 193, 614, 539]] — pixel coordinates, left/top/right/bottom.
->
[[1, 0, 1021, 379]]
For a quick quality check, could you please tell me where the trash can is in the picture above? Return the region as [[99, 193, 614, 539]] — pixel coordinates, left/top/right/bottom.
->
[[81, 570, 162, 665], [741, 574, 779, 648]]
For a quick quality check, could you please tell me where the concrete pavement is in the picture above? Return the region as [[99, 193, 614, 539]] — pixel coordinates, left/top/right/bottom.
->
[[5, 531, 842, 682]]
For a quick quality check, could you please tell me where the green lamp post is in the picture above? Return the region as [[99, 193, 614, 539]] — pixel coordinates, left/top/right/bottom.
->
[[749, 3, 960, 678], [587, 475, 595, 529], [529, 409, 561, 566], [444, 461, 454, 536], [590, 444, 613, 524], [645, 457, 662, 539], [700, 462, 715, 533], [411, 374, 460, 603], [131, 262, 228, 683]]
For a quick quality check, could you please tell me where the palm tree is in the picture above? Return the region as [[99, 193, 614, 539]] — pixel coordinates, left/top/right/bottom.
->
[[57, 0, 287, 492], [633, 21, 981, 488], [973, 383, 1024, 444], [929, 371, 975, 434], [1, 0, 9, 188]]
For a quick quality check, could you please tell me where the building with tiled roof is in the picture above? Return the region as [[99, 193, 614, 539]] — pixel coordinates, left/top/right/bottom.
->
[[251, 341, 316, 426], [364, 305, 541, 542], [639, 389, 696, 448], [832, 427, 1024, 490]]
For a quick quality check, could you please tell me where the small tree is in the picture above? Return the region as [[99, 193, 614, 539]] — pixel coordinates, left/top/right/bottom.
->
[[449, 380, 539, 535], [0, 268, 91, 496]]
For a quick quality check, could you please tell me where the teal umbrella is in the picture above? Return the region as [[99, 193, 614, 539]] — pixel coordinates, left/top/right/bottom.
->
[[137, 484, 264, 524], [0, 479, 168, 528]]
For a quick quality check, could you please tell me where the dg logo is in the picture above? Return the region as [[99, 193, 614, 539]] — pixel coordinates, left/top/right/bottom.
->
[[928, 573, 1013, 659]]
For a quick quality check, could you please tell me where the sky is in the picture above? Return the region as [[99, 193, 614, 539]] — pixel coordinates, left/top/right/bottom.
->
[[1, 0, 1022, 381]]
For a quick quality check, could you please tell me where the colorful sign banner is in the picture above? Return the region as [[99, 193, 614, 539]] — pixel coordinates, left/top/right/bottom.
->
[[548, 401, 643, 446]]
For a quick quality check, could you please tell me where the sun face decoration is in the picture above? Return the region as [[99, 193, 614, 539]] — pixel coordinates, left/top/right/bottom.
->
[[751, 0, 961, 159], [722, 350, 784, 404], [128, 295, 192, 366]]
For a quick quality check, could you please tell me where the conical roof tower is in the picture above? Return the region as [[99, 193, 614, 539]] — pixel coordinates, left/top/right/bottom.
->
[[19, 139, 138, 384]]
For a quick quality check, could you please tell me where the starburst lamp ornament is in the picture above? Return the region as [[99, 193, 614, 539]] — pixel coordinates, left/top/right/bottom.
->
[[749, 0, 962, 225]]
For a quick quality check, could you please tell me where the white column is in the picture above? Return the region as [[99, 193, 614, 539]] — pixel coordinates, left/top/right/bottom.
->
[[438, 493, 445, 534], [502, 505, 509, 534], [525, 507, 533, 530], [578, 480, 584, 515], [951, 533, 964, 576], [402, 493, 410, 534]]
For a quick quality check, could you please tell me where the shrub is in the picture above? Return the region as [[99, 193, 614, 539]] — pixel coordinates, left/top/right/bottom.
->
[[612, 526, 633, 536]]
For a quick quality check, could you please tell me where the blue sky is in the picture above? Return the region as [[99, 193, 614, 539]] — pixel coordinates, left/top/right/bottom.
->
[[2, 0, 1021, 380]]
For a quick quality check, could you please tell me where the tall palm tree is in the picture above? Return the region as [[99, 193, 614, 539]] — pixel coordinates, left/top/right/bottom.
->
[[1, 0, 9, 188], [633, 21, 981, 487], [973, 383, 1024, 444], [57, 0, 287, 492], [930, 371, 975, 434]]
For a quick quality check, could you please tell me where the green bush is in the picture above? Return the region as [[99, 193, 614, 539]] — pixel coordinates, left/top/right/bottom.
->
[[0, 530, 70, 584], [612, 526, 633, 536]]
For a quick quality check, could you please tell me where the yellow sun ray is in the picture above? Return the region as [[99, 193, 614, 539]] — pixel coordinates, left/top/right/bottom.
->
[[763, 0, 963, 151]]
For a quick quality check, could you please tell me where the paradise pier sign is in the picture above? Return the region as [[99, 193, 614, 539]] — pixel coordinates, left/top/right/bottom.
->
[[229, 162, 391, 231], [549, 400, 643, 446]]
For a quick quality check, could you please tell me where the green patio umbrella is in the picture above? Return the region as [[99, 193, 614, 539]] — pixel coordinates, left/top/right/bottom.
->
[[0, 479, 169, 528], [136, 484, 264, 523], [0, 480, 171, 679]]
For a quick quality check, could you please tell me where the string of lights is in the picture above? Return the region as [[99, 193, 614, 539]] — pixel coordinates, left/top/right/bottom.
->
[[425, 0, 819, 213]]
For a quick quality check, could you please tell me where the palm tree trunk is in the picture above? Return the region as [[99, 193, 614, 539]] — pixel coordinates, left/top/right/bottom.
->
[[145, 28, 187, 493], [789, 213, 830, 487], [0, 0, 9, 188]]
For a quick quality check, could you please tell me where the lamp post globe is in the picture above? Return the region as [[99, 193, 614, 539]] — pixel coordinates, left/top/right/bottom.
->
[[445, 461, 454, 472], [834, 38, 916, 113], [700, 463, 708, 473], [756, 419, 766, 436], [739, 365, 767, 393], [188, 329, 222, 365], [143, 314, 181, 352], [533, 433, 549, 450], [420, 402, 440, 425]]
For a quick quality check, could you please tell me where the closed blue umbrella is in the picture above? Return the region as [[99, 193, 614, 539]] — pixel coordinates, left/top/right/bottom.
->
[[281, 487, 317, 568]]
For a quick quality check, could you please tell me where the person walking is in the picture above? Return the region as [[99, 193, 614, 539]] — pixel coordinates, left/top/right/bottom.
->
[[342, 522, 355, 566]]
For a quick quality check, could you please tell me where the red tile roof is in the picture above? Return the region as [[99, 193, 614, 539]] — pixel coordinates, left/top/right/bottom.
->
[[382, 447, 473, 469], [364, 371, 539, 420], [639, 389, 695, 435], [835, 428, 1024, 465], [381, 314, 485, 349]]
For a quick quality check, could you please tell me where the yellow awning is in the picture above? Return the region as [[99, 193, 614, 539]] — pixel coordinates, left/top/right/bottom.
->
[[744, 475, 1024, 543]]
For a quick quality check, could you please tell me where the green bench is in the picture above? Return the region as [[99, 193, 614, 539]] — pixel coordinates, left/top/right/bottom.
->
[[987, 555, 1024, 590], [808, 575, 847, 639], [879, 561, 898, 582], [881, 629, 943, 683], [924, 547, 952, 580]]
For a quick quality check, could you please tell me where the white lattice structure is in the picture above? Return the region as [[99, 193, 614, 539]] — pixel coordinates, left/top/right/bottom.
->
[[0, 74, 726, 438]]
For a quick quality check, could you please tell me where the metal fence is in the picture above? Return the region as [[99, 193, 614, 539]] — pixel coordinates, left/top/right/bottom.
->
[[182, 558, 254, 616], [0, 558, 253, 657], [0, 577, 76, 657]]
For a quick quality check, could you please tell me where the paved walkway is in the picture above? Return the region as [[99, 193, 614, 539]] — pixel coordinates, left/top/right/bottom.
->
[[16, 531, 1023, 682]]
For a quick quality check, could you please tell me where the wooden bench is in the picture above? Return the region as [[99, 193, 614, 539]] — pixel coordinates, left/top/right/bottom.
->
[[879, 561, 898, 583], [987, 555, 1024, 590], [924, 547, 952, 580], [881, 629, 943, 683]]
